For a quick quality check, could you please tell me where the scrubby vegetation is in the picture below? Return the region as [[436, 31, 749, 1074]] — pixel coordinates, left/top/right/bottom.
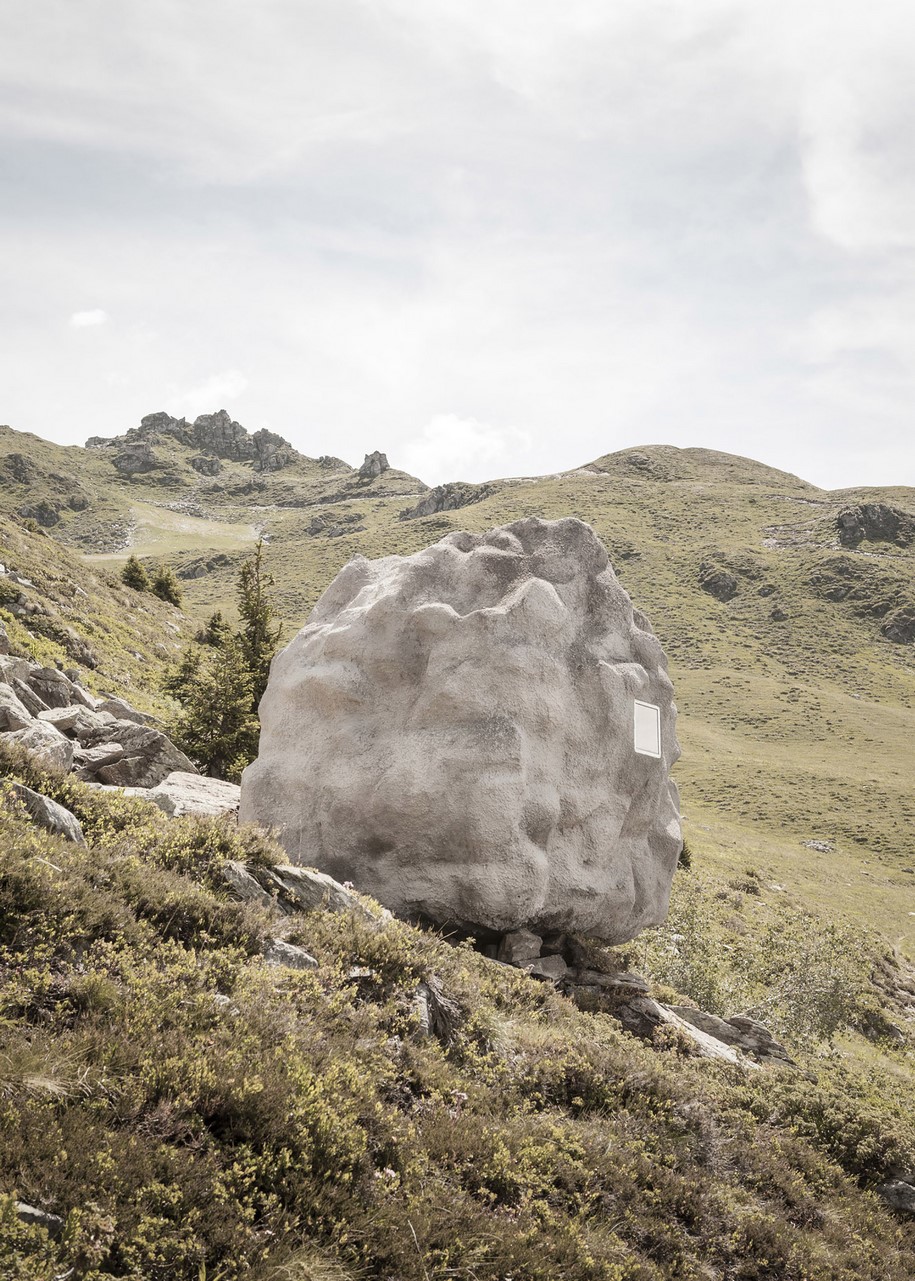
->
[[1, 747, 913, 1280]]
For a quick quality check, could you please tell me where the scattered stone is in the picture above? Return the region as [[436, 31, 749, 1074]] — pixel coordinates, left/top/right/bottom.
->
[[189, 454, 222, 476], [80, 722, 198, 787], [263, 938, 318, 970], [575, 968, 649, 993], [94, 697, 152, 725], [876, 1180, 915, 1214], [498, 930, 543, 967], [411, 974, 463, 1045], [15, 1201, 64, 1237], [615, 996, 761, 1068], [527, 954, 569, 982], [113, 441, 160, 474], [669, 1007, 795, 1064], [0, 655, 31, 684], [26, 668, 74, 709], [38, 705, 99, 736], [222, 859, 277, 910], [882, 607, 915, 645], [7, 782, 85, 844], [4, 721, 75, 771], [241, 517, 682, 944], [146, 771, 240, 818], [74, 742, 128, 777], [258, 864, 381, 922], [0, 622, 8, 655], [0, 683, 34, 732], [11, 677, 50, 716], [803, 839, 834, 853]]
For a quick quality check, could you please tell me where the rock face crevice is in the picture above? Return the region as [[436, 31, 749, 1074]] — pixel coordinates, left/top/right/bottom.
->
[[240, 517, 681, 944]]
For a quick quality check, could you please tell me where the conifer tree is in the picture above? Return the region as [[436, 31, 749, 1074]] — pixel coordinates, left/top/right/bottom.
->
[[121, 555, 150, 592], [151, 564, 183, 607], [169, 636, 258, 780], [237, 538, 282, 704], [196, 610, 232, 647]]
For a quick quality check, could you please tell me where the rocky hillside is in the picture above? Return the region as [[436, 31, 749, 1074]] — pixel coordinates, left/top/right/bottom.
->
[[2, 417, 912, 954], [2, 745, 915, 1280], [2, 416, 915, 1278]]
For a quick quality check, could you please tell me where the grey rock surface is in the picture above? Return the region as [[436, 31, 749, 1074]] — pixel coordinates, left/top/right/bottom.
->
[[0, 683, 33, 732], [263, 938, 318, 970], [4, 721, 75, 771], [81, 722, 198, 787], [836, 502, 915, 548], [400, 481, 493, 521], [498, 930, 543, 966], [876, 1179, 915, 1213], [146, 771, 240, 817], [8, 782, 85, 844], [222, 859, 277, 909], [15, 1201, 64, 1237], [94, 697, 152, 725], [26, 667, 74, 709], [358, 450, 389, 479], [241, 516, 681, 943]]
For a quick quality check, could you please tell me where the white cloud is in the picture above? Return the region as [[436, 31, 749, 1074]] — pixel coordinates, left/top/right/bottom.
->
[[401, 414, 532, 484], [69, 308, 108, 327], [171, 370, 249, 418], [3, 2, 915, 488]]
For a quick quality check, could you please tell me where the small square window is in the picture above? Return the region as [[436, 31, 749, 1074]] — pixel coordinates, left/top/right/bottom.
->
[[633, 700, 661, 758]]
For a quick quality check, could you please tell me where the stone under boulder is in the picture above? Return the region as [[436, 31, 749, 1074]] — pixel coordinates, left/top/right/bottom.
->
[[240, 517, 681, 944]]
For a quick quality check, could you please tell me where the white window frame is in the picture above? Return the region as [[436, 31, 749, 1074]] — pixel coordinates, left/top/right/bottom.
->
[[633, 699, 662, 759]]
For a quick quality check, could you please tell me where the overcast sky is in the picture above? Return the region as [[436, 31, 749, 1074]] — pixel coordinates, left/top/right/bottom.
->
[[2, 1, 915, 488]]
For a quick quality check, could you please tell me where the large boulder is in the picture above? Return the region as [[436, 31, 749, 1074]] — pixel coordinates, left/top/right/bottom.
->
[[240, 517, 681, 943]]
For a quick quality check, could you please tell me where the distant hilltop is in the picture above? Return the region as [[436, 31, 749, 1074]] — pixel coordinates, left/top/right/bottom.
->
[[87, 409, 338, 477]]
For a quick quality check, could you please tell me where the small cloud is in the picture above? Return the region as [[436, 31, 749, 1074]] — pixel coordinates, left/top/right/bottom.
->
[[174, 370, 249, 417], [401, 413, 532, 485], [69, 309, 108, 328]]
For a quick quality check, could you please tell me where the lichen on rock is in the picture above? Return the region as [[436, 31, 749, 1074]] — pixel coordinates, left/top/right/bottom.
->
[[240, 517, 681, 943]]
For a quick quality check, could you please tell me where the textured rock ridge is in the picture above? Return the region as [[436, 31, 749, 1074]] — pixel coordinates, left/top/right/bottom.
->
[[240, 517, 682, 943], [88, 410, 300, 473]]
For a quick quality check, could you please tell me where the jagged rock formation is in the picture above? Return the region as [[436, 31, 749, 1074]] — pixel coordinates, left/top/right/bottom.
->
[[836, 503, 915, 548], [358, 450, 389, 479], [241, 517, 682, 943], [89, 410, 301, 473], [400, 481, 494, 521]]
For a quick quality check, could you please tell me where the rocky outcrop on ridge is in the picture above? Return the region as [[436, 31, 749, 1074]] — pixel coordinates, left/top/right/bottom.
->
[[399, 480, 494, 521], [358, 450, 390, 479], [836, 502, 915, 548], [241, 517, 682, 944], [88, 409, 301, 473]]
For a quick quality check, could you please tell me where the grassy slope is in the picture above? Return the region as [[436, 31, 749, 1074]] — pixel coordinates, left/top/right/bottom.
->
[[1, 424, 913, 949], [0, 516, 192, 716], [167, 444, 915, 957], [1, 428, 915, 1276], [1, 755, 913, 1281]]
